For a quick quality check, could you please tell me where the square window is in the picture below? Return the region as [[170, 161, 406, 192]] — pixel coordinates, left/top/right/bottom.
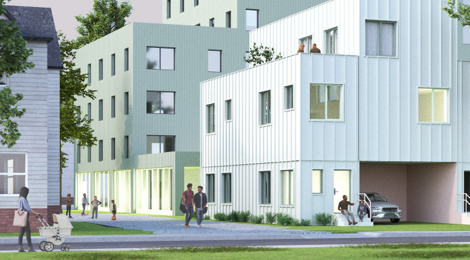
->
[[146, 47, 175, 70], [418, 88, 448, 123], [225, 100, 232, 121], [208, 50, 221, 72], [0, 154, 26, 195], [147, 91, 175, 114], [206, 174, 215, 202], [285, 85, 293, 110], [260, 171, 271, 204], [260, 91, 271, 125], [146, 135, 176, 154], [282, 170, 293, 205], [312, 170, 322, 194], [366, 21, 396, 56], [246, 9, 259, 31], [206, 104, 215, 133], [310, 84, 342, 120], [223, 173, 231, 203]]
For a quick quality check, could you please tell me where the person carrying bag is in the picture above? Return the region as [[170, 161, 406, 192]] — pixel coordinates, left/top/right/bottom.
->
[[16, 187, 40, 252]]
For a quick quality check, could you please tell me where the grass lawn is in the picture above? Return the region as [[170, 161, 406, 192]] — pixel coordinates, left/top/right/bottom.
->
[[1, 244, 470, 259], [0, 222, 153, 237]]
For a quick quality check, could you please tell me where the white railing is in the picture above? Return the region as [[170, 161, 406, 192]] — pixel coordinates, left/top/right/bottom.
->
[[458, 193, 470, 212], [358, 193, 372, 219]]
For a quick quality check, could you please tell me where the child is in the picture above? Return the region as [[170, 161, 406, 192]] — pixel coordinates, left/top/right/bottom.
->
[[357, 200, 368, 222], [65, 193, 73, 218], [90, 196, 102, 219], [111, 200, 117, 220]]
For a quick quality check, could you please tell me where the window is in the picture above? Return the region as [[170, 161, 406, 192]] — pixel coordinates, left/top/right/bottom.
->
[[87, 64, 91, 84], [167, 0, 171, 18], [312, 170, 322, 194], [0, 154, 26, 195], [146, 135, 176, 154], [111, 96, 115, 118], [260, 91, 271, 125], [124, 48, 129, 71], [99, 140, 103, 161], [300, 36, 312, 53], [124, 92, 129, 115], [208, 50, 221, 72], [87, 103, 91, 120], [206, 104, 215, 133], [194, 0, 198, 6], [325, 28, 338, 54], [209, 18, 215, 27], [77, 145, 81, 164], [146, 47, 175, 70], [147, 91, 175, 114], [111, 138, 115, 160], [246, 9, 259, 31], [310, 84, 342, 120], [365, 21, 396, 56], [99, 59, 103, 80], [99, 99, 103, 121], [111, 54, 115, 76], [195, 23, 200, 26], [260, 171, 271, 204], [77, 106, 81, 125], [206, 174, 215, 202], [418, 88, 448, 123], [225, 100, 232, 121], [223, 173, 231, 203], [285, 85, 293, 110], [226, 11, 231, 28], [87, 146, 92, 162], [124, 136, 129, 159], [282, 170, 293, 205], [245, 51, 250, 68], [180, 0, 184, 12]]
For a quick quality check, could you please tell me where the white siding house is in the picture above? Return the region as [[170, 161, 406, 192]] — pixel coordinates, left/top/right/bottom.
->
[[201, 0, 470, 224]]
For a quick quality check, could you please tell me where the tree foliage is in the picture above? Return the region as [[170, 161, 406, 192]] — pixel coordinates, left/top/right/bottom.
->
[[244, 43, 283, 67], [0, 0, 34, 148], [443, 0, 470, 27], [75, 0, 133, 46]]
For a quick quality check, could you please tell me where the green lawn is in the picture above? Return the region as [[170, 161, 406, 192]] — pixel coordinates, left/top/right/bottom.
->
[[1, 244, 470, 259], [0, 222, 153, 237]]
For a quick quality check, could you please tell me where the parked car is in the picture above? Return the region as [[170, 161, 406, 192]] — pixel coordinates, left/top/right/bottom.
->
[[359, 192, 402, 223]]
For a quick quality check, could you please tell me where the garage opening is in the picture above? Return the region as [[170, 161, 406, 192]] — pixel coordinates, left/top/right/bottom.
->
[[360, 163, 467, 224]]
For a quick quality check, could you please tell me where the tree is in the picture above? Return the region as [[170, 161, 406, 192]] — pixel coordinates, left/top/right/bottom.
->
[[75, 0, 133, 46], [0, 0, 35, 148], [244, 43, 283, 67], [443, 0, 470, 27]]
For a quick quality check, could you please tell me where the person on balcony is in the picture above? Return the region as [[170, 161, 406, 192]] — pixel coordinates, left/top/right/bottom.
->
[[310, 43, 321, 53], [297, 44, 305, 53], [338, 195, 357, 225]]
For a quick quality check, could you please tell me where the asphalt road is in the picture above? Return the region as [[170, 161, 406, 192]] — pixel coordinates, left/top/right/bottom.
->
[[1, 236, 470, 251]]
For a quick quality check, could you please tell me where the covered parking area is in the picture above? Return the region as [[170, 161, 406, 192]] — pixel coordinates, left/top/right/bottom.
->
[[360, 162, 470, 224]]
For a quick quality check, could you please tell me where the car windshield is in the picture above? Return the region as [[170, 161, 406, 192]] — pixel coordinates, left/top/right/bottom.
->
[[369, 194, 388, 202]]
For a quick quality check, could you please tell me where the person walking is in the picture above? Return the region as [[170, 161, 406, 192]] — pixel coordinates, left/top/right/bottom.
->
[[81, 193, 89, 216], [17, 187, 40, 252], [65, 193, 73, 218], [90, 196, 102, 219], [338, 195, 358, 225], [111, 200, 117, 220], [182, 183, 194, 228], [193, 186, 207, 228], [357, 200, 368, 222]]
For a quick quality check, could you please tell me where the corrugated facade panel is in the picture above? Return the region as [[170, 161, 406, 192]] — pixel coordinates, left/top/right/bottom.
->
[[47, 70, 61, 206]]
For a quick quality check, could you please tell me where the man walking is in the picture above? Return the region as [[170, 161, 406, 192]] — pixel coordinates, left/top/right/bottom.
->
[[81, 193, 89, 216], [338, 195, 358, 225], [182, 183, 194, 228], [193, 186, 207, 228]]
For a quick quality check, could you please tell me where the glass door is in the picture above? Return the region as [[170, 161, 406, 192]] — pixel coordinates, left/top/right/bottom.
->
[[333, 170, 350, 213]]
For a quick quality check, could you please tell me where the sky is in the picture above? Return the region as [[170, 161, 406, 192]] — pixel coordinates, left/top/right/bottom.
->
[[7, 0, 162, 40]]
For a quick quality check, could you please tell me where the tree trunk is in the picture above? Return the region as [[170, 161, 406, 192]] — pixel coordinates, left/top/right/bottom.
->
[[60, 145, 63, 213]]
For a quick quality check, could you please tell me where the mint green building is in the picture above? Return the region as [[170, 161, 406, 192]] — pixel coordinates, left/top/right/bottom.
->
[[74, 0, 327, 215]]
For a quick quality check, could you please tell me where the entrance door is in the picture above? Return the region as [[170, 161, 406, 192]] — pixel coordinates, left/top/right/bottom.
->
[[465, 172, 470, 212], [333, 170, 351, 213]]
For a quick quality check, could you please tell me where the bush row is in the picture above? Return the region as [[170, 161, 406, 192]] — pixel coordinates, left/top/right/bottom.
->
[[213, 211, 311, 226]]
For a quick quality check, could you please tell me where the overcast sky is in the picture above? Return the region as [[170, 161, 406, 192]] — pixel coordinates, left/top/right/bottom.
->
[[8, 0, 162, 40]]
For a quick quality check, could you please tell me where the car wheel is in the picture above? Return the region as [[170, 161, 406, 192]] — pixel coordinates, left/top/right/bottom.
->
[[390, 218, 400, 223]]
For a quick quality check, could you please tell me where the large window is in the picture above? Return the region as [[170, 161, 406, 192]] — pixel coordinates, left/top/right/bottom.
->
[[225, 100, 232, 121], [260, 91, 271, 125], [146, 47, 175, 71], [209, 18, 215, 27], [285, 85, 293, 110], [325, 28, 338, 54], [124, 136, 129, 159], [167, 0, 171, 18], [111, 96, 115, 118], [208, 50, 221, 72], [418, 88, 448, 123], [223, 173, 231, 203], [147, 91, 175, 114], [136, 168, 172, 212], [206, 174, 215, 203], [282, 170, 293, 205], [365, 21, 396, 56], [300, 36, 312, 53], [226, 11, 231, 28], [99, 99, 103, 121], [111, 138, 115, 160], [206, 104, 215, 133], [124, 92, 129, 115], [0, 154, 26, 195], [146, 135, 176, 154], [312, 170, 322, 194], [180, 0, 184, 12], [246, 9, 259, 31], [99, 140, 103, 161], [87, 64, 91, 84], [111, 54, 115, 76], [99, 59, 103, 80], [260, 171, 271, 204], [124, 48, 129, 71], [310, 84, 342, 120]]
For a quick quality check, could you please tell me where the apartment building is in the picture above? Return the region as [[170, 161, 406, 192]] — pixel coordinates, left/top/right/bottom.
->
[[201, 0, 470, 224]]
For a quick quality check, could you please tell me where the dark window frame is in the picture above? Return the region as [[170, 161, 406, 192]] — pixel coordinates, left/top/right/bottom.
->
[[124, 48, 129, 71], [111, 138, 116, 160], [124, 92, 129, 115], [226, 11, 231, 28], [246, 9, 259, 31], [180, 0, 184, 12], [167, 0, 171, 18], [146, 47, 176, 71], [260, 171, 271, 204], [124, 136, 129, 159], [99, 59, 103, 80], [209, 18, 215, 27], [208, 49, 222, 73], [223, 173, 231, 203], [146, 91, 176, 114], [111, 54, 116, 76], [99, 99, 103, 121], [206, 174, 215, 203], [99, 140, 103, 161], [146, 135, 176, 154], [111, 96, 115, 118], [206, 103, 215, 133], [87, 64, 91, 84]]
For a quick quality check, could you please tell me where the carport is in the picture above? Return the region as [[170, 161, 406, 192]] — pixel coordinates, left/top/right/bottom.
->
[[360, 163, 469, 224]]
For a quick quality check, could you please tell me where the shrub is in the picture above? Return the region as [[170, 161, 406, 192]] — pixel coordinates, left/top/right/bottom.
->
[[204, 215, 210, 220], [315, 212, 335, 226], [276, 213, 294, 226], [300, 219, 311, 226], [228, 211, 239, 222], [265, 212, 276, 224], [251, 215, 264, 224], [292, 219, 301, 226], [214, 213, 226, 221], [238, 211, 251, 222]]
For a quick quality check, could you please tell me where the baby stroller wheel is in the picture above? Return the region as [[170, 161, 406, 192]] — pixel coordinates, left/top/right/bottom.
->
[[45, 242, 54, 252], [39, 241, 46, 251]]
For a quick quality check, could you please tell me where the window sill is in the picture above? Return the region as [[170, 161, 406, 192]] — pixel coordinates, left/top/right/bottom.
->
[[280, 205, 294, 208], [222, 203, 232, 206], [418, 122, 450, 125], [259, 124, 272, 128], [206, 132, 216, 136], [365, 55, 398, 59], [309, 119, 344, 123], [284, 109, 294, 112], [259, 204, 272, 207], [312, 193, 323, 196], [225, 120, 232, 123], [209, 71, 222, 73]]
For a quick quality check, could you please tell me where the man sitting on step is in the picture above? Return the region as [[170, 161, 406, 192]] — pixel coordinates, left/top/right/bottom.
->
[[338, 195, 358, 225]]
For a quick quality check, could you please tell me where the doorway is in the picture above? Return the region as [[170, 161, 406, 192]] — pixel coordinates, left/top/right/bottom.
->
[[333, 170, 350, 213]]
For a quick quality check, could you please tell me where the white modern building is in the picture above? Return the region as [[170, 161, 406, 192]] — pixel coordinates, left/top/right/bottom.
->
[[201, 0, 470, 224]]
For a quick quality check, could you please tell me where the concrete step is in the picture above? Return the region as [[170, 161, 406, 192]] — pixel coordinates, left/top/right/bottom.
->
[[334, 213, 374, 227]]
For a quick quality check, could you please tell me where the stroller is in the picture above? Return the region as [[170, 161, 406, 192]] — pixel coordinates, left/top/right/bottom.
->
[[36, 214, 74, 252]]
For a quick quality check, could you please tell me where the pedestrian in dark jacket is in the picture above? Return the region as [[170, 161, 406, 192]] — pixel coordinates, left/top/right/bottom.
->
[[65, 193, 73, 218], [111, 200, 117, 220], [90, 196, 101, 219], [193, 186, 208, 228], [17, 187, 40, 252]]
